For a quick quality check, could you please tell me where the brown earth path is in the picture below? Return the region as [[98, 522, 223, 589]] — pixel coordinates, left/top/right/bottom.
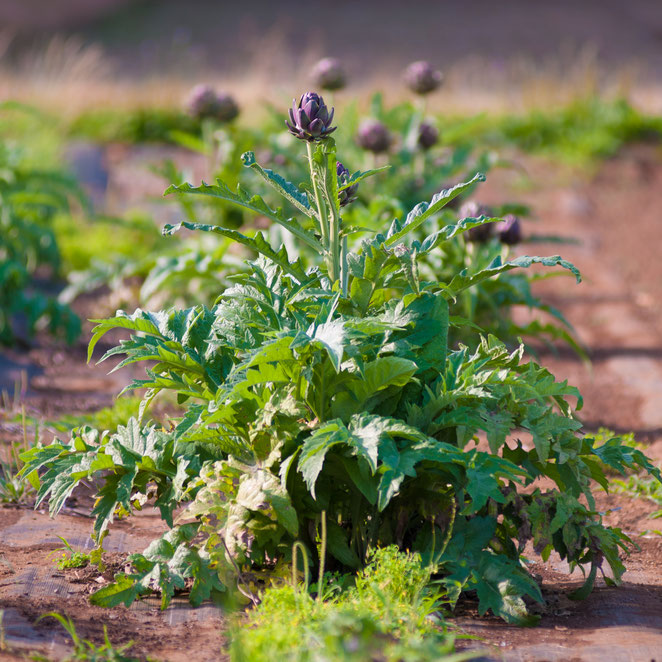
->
[[2, 147, 662, 660]]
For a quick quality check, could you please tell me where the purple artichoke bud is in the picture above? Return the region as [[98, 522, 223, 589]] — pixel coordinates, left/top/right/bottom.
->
[[214, 92, 240, 122], [286, 92, 336, 142], [496, 214, 522, 245], [356, 119, 392, 154], [336, 161, 358, 207], [311, 57, 346, 91], [418, 121, 439, 150], [186, 84, 218, 118], [186, 85, 239, 122], [460, 201, 494, 243], [404, 61, 443, 95]]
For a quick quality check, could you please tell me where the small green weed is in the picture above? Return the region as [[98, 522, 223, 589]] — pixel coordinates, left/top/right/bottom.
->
[[0, 406, 38, 505], [0, 442, 34, 504], [12, 396, 149, 438], [35, 612, 140, 662], [611, 474, 662, 519], [231, 547, 480, 662], [49, 536, 91, 570], [52, 396, 146, 433]]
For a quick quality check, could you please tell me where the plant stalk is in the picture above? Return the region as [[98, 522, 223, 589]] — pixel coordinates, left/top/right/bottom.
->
[[317, 510, 327, 603], [292, 541, 310, 592], [340, 236, 349, 297], [327, 196, 341, 286], [306, 141, 328, 248]]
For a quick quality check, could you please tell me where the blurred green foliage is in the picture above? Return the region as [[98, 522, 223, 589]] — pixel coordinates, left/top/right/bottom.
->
[[68, 108, 201, 144], [0, 102, 83, 345], [65, 98, 662, 166], [446, 98, 662, 166]]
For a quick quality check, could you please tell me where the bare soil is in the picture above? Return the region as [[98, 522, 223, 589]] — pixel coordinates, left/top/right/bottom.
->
[[3, 146, 662, 660], [0, 506, 227, 662]]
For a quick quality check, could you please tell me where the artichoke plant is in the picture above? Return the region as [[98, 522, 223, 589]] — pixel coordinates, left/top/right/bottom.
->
[[336, 161, 358, 207], [497, 214, 522, 245], [404, 61, 443, 95], [286, 92, 336, 142], [311, 57, 346, 91], [356, 119, 392, 154]]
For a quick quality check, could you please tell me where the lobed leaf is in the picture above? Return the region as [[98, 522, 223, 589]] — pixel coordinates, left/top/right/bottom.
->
[[339, 165, 391, 192], [445, 254, 581, 299], [165, 179, 322, 253], [241, 151, 314, 218], [385, 173, 485, 247]]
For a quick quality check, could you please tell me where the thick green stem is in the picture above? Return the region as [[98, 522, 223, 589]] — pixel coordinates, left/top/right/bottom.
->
[[413, 150, 424, 178], [317, 510, 327, 602], [307, 141, 342, 286], [327, 196, 341, 285], [292, 541, 310, 591], [416, 95, 427, 118], [340, 236, 348, 297], [318, 366, 326, 422], [201, 118, 216, 176], [306, 141, 328, 248]]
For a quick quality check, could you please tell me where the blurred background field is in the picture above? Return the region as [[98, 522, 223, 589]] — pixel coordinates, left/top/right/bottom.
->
[[0, 0, 661, 115]]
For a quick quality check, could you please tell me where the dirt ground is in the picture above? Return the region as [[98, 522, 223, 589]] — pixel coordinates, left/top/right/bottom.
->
[[3, 145, 662, 661], [0, 506, 227, 662]]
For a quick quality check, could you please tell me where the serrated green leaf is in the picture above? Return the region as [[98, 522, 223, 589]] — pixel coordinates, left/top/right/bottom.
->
[[241, 151, 314, 218], [90, 573, 146, 608], [345, 357, 418, 409], [339, 165, 390, 191], [413, 216, 500, 254], [475, 570, 541, 626], [446, 254, 581, 298], [163, 221, 309, 281], [385, 173, 485, 246], [164, 179, 322, 253], [298, 421, 347, 497], [568, 563, 597, 601]]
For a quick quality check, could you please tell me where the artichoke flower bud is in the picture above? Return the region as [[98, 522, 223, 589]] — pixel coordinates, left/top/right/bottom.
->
[[404, 61, 443, 95], [286, 92, 336, 142], [418, 121, 439, 150], [186, 85, 239, 122], [460, 200, 494, 243], [311, 57, 346, 91], [356, 119, 392, 154], [336, 161, 358, 207], [214, 92, 240, 123], [496, 214, 522, 245]]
